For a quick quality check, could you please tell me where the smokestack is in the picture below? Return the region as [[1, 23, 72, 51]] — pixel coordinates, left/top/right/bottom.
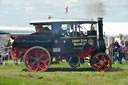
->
[[97, 17, 103, 39], [97, 17, 106, 51]]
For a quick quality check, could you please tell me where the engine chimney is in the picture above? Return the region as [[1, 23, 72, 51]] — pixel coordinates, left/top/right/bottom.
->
[[98, 17, 103, 39], [97, 17, 106, 51]]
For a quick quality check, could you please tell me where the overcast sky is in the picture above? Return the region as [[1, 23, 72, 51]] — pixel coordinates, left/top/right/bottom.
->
[[0, 0, 128, 26]]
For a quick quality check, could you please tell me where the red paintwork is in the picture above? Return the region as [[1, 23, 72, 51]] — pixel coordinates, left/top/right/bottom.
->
[[93, 54, 111, 72], [13, 48, 28, 60], [24, 48, 50, 72], [78, 47, 95, 58]]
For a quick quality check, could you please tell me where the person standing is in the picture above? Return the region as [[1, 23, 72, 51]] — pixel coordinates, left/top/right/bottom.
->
[[113, 41, 120, 63], [1, 45, 9, 65], [119, 41, 126, 64]]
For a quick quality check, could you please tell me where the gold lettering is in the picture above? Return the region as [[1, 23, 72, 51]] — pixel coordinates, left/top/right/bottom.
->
[[72, 40, 80, 43], [73, 42, 86, 46], [81, 39, 87, 42], [72, 39, 87, 46]]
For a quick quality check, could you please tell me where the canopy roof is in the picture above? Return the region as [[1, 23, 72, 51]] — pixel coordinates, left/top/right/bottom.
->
[[0, 30, 10, 34], [30, 19, 97, 25]]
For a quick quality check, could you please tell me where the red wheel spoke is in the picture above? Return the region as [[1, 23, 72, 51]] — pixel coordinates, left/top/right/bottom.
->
[[96, 57, 100, 61], [107, 64, 110, 68], [95, 62, 100, 65], [40, 51, 48, 57], [40, 54, 48, 58], [28, 52, 33, 56], [38, 65, 45, 71], [30, 61, 36, 65], [104, 60, 108, 63], [97, 65, 102, 70], [43, 63, 47, 68], [30, 64, 36, 71], [35, 67, 38, 72], [34, 50, 38, 57], [35, 63, 40, 72], [101, 56, 104, 60], [40, 60, 49, 64], [31, 56, 36, 59], [40, 60, 48, 68], [39, 55, 43, 58], [41, 51, 46, 55]]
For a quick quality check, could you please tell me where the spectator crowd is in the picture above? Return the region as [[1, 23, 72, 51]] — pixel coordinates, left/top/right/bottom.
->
[[109, 40, 128, 64]]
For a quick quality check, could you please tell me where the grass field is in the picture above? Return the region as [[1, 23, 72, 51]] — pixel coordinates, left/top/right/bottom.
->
[[0, 60, 128, 85]]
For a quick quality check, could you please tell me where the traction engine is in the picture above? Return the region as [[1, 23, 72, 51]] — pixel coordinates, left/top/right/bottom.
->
[[12, 17, 112, 72]]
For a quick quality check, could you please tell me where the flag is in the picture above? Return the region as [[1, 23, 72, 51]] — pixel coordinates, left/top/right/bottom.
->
[[65, 5, 68, 14]]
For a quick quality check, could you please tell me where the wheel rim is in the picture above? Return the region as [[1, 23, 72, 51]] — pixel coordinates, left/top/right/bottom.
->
[[92, 53, 111, 72], [24, 47, 50, 72]]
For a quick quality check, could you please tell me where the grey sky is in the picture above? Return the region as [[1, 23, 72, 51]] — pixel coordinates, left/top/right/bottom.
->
[[0, 0, 128, 26]]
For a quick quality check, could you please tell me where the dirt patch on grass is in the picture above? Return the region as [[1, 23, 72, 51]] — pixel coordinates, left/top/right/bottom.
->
[[37, 76, 52, 81], [18, 74, 52, 81], [21, 68, 29, 72]]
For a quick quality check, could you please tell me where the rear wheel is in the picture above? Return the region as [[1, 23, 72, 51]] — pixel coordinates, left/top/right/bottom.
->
[[91, 53, 112, 72], [24, 46, 51, 72]]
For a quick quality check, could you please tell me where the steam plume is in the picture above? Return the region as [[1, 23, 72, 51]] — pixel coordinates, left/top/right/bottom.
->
[[84, 0, 106, 17]]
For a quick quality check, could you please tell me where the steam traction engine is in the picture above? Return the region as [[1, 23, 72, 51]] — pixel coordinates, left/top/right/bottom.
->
[[12, 17, 112, 72]]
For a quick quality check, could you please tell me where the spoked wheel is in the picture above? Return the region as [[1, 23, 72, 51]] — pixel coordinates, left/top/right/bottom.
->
[[24, 46, 51, 72], [91, 53, 112, 72]]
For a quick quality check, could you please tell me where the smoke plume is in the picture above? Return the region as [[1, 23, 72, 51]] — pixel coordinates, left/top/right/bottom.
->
[[84, 0, 106, 17], [66, 0, 107, 17]]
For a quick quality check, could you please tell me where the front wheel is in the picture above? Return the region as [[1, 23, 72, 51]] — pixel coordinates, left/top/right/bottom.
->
[[91, 53, 112, 72], [24, 46, 51, 72]]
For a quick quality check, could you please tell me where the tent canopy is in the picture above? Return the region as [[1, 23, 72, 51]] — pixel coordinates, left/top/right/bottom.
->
[[0, 30, 10, 34]]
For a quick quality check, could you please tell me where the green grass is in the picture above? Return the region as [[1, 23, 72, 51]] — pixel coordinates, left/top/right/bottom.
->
[[0, 60, 128, 85]]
